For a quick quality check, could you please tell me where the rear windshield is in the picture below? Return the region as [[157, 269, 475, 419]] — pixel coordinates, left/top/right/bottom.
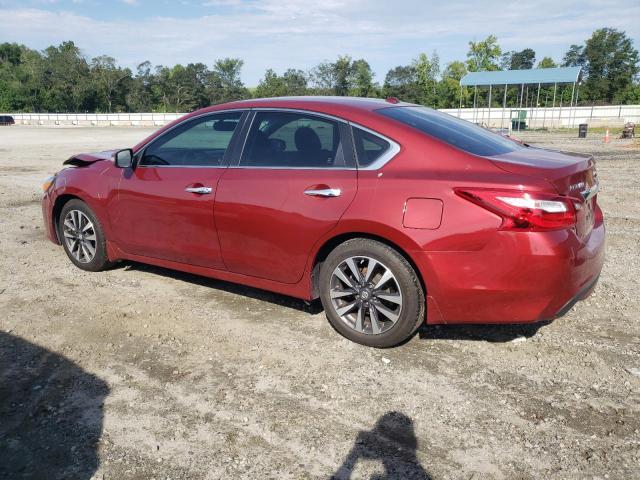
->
[[377, 106, 523, 157]]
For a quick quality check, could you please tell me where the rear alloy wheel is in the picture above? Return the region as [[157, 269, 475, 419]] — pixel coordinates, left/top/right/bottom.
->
[[58, 199, 112, 272], [320, 239, 425, 347]]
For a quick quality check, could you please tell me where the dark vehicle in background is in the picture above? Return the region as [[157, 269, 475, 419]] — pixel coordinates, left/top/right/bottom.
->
[[0, 115, 15, 126]]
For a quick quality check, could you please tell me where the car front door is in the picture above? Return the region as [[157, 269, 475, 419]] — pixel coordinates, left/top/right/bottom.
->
[[110, 111, 246, 269], [215, 110, 357, 284]]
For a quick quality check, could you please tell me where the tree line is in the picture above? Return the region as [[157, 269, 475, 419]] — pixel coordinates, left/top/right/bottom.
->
[[0, 28, 637, 113]]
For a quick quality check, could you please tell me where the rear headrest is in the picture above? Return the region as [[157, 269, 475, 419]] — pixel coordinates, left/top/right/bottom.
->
[[294, 127, 322, 153]]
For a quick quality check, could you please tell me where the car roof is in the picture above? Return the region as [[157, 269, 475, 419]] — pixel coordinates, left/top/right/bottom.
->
[[198, 96, 414, 117]]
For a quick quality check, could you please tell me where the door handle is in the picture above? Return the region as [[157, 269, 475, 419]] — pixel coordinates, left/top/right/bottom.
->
[[185, 186, 213, 194], [304, 188, 341, 197]]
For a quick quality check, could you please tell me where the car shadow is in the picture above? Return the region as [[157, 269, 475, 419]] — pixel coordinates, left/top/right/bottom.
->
[[123, 261, 324, 314], [0, 332, 109, 479], [121, 262, 549, 343], [331, 411, 432, 479], [417, 321, 550, 343]]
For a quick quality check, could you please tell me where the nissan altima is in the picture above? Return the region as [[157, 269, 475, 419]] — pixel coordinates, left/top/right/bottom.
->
[[41, 97, 605, 347]]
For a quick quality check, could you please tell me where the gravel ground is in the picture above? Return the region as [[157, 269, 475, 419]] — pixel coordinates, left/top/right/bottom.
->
[[0, 127, 638, 480]]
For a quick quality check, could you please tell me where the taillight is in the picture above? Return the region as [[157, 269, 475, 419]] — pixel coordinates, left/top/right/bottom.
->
[[455, 188, 577, 231]]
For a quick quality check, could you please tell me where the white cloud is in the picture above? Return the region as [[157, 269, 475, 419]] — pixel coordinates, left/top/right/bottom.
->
[[0, 1, 638, 85]]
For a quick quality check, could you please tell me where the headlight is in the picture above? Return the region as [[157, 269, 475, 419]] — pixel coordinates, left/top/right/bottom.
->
[[41, 175, 56, 192]]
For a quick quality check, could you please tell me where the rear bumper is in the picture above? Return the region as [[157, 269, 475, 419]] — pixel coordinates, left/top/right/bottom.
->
[[419, 219, 606, 324], [552, 273, 600, 320]]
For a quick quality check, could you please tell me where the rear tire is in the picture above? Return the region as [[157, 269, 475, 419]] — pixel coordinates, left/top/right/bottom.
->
[[58, 199, 112, 272], [319, 238, 425, 348]]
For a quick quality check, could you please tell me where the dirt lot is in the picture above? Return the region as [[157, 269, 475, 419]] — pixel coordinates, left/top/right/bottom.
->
[[1, 126, 638, 480]]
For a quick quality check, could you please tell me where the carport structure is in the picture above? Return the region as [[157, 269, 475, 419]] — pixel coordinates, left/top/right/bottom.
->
[[459, 67, 582, 131]]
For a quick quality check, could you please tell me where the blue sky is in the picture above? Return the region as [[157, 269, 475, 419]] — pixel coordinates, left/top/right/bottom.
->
[[0, 0, 638, 85]]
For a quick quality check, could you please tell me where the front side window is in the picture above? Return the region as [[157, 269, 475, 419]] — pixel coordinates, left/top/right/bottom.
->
[[140, 111, 242, 167], [378, 106, 524, 157], [241, 111, 345, 168]]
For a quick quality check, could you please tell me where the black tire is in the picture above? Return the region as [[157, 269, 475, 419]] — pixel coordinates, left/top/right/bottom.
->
[[319, 238, 425, 348], [58, 199, 113, 272]]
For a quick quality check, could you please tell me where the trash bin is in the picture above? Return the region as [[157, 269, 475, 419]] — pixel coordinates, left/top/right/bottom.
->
[[578, 124, 588, 138], [510, 110, 527, 131]]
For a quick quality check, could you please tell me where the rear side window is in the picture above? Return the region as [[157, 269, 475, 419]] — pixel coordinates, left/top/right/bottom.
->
[[241, 111, 345, 168], [352, 127, 391, 167], [378, 106, 523, 157]]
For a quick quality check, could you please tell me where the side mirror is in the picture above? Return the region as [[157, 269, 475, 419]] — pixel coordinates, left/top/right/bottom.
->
[[114, 149, 134, 168]]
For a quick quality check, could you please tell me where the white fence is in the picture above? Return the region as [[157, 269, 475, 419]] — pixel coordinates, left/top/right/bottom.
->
[[2, 112, 183, 127], [2, 105, 639, 129], [442, 105, 640, 129]]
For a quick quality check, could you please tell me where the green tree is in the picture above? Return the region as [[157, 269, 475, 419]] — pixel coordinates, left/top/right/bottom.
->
[[90, 55, 132, 112], [255, 69, 288, 97], [582, 28, 639, 103], [615, 83, 640, 103], [127, 61, 157, 112], [282, 69, 308, 96], [351, 59, 375, 97], [414, 52, 440, 106], [562, 44, 586, 68], [41, 41, 91, 112], [17, 47, 47, 112], [333, 55, 354, 96], [310, 56, 375, 96], [0, 43, 22, 66], [466, 35, 502, 71], [208, 58, 250, 104], [509, 48, 536, 69], [0, 43, 29, 110], [310, 60, 335, 94], [154, 63, 212, 112], [438, 60, 468, 108], [382, 65, 420, 103], [255, 68, 309, 97], [537, 57, 557, 68], [310, 56, 358, 96]]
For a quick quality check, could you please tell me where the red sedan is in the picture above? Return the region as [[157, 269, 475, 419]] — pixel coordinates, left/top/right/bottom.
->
[[41, 97, 605, 347]]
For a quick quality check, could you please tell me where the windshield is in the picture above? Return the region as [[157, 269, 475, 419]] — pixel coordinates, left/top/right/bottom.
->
[[377, 106, 524, 157]]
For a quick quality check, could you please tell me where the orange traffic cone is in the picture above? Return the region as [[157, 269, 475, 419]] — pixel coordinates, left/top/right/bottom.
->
[[604, 129, 610, 143]]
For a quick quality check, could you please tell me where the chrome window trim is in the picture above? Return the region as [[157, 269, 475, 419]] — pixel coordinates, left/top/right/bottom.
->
[[136, 164, 227, 169], [250, 108, 402, 170], [134, 109, 247, 167], [134, 106, 402, 171], [229, 165, 358, 170], [250, 107, 349, 124], [349, 123, 401, 171]]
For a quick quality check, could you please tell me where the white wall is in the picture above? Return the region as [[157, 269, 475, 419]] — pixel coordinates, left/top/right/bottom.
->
[[1, 112, 182, 127], [440, 105, 640, 129], [2, 105, 639, 128]]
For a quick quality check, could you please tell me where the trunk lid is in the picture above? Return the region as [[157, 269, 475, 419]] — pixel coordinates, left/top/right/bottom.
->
[[488, 147, 599, 239]]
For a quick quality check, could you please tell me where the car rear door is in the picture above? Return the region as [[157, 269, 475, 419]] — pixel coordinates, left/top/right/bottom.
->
[[214, 110, 357, 284], [110, 111, 247, 269]]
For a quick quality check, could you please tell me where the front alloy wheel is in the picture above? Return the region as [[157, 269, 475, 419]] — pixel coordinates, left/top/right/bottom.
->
[[58, 199, 112, 272], [62, 209, 97, 264]]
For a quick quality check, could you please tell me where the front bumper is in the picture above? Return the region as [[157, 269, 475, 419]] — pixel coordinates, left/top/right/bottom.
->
[[41, 191, 59, 244]]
